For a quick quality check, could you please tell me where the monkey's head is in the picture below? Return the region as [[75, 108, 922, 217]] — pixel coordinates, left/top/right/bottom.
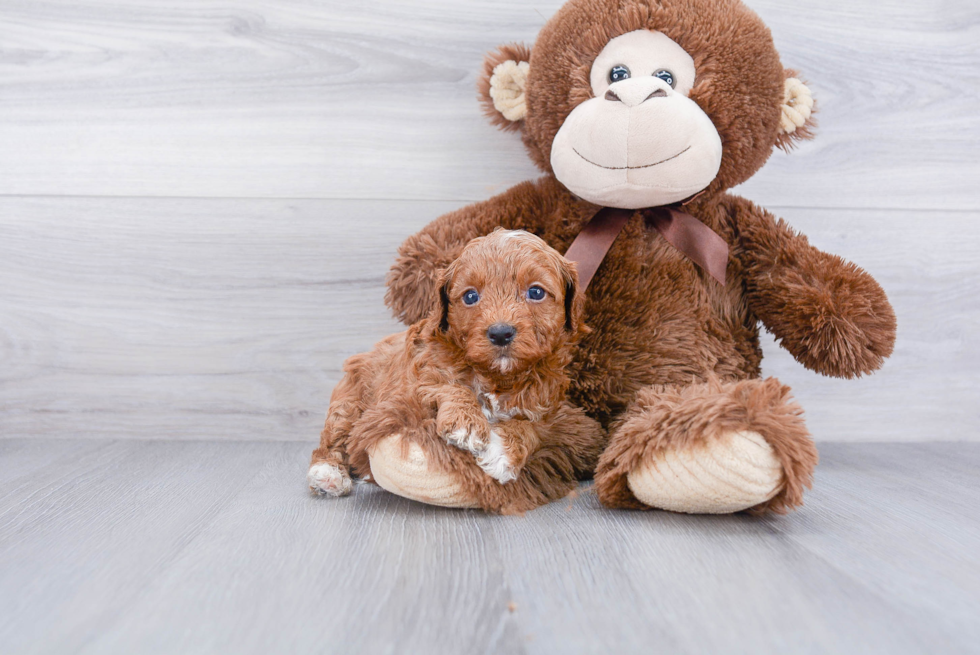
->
[[478, 0, 815, 209]]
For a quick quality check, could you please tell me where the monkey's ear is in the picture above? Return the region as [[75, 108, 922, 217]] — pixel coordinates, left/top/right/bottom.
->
[[775, 72, 816, 151], [478, 43, 533, 132]]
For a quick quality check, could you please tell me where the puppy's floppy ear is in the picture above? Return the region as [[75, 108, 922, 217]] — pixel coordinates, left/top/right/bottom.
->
[[438, 283, 451, 332], [478, 43, 532, 133], [561, 259, 583, 334], [432, 263, 457, 333]]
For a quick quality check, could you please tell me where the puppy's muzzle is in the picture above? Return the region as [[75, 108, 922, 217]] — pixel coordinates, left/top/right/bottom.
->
[[487, 323, 517, 347]]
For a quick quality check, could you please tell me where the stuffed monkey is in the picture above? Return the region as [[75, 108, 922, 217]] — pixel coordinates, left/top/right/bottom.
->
[[375, 0, 896, 514]]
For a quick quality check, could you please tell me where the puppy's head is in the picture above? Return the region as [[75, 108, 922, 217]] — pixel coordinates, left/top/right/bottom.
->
[[431, 229, 585, 376]]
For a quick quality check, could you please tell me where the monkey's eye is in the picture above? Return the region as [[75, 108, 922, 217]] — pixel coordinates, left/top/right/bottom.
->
[[526, 285, 546, 302], [654, 69, 675, 88], [609, 65, 631, 83], [462, 289, 480, 306]]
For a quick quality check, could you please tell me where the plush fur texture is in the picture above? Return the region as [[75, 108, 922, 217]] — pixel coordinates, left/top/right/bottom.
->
[[311, 230, 605, 514], [383, 0, 896, 514]]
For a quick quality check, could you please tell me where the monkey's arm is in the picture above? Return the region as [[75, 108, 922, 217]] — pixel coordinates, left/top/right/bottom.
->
[[730, 198, 896, 378], [386, 180, 547, 325]]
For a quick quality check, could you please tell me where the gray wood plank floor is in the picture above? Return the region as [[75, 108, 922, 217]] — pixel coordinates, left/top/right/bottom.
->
[[1, 439, 977, 654]]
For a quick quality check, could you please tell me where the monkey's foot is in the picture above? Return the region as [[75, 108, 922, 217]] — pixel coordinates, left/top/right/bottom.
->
[[596, 378, 817, 514], [626, 430, 783, 514]]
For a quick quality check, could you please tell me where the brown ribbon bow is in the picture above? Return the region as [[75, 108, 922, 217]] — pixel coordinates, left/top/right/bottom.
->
[[563, 206, 729, 290]]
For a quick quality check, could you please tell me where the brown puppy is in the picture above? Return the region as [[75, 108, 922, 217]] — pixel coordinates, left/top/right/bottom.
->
[[308, 229, 588, 497]]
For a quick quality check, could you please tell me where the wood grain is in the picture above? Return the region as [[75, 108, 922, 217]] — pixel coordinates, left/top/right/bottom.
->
[[1, 197, 976, 443], [0, 439, 977, 654], [0, 0, 976, 208]]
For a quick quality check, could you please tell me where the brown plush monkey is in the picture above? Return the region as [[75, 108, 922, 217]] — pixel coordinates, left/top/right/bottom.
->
[[373, 0, 897, 514]]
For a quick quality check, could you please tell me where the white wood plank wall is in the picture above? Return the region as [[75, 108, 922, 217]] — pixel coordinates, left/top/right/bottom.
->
[[1, 0, 978, 442]]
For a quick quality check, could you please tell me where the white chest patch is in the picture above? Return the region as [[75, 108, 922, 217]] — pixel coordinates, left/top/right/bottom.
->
[[478, 392, 521, 424]]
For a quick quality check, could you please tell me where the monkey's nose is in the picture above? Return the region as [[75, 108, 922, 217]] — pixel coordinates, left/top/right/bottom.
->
[[604, 82, 669, 107], [487, 323, 517, 347]]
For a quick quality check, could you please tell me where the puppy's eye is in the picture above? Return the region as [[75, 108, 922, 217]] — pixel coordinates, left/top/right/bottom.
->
[[526, 285, 546, 302], [609, 65, 630, 83], [462, 289, 480, 306], [654, 69, 675, 88]]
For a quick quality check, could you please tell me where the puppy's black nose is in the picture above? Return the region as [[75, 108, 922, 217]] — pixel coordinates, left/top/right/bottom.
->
[[487, 323, 517, 347]]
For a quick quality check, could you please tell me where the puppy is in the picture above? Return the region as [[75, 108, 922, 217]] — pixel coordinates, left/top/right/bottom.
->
[[308, 228, 587, 497]]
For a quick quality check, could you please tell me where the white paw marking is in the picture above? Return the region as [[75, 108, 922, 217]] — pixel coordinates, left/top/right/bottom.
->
[[446, 427, 485, 455], [477, 430, 517, 484], [307, 462, 353, 497]]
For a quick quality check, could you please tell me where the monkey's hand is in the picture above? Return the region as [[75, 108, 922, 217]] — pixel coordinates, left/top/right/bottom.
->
[[734, 199, 896, 378]]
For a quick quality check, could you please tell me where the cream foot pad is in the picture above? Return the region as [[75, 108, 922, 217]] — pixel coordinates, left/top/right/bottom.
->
[[626, 430, 784, 514], [368, 435, 480, 509]]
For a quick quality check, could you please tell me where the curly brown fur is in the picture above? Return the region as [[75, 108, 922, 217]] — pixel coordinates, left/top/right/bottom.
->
[[383, 0, 896, 515], [312, 230, 604, 512]]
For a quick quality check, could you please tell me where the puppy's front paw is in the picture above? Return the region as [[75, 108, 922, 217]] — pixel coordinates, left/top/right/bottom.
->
[[308, 461, 353, 497], [439, 412, 491, 455], [476, 430, 518, 484], [445, 426, 487, 454]]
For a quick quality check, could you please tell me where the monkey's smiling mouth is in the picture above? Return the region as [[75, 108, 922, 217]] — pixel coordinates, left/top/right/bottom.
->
[[573, 145, 691, 170]]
